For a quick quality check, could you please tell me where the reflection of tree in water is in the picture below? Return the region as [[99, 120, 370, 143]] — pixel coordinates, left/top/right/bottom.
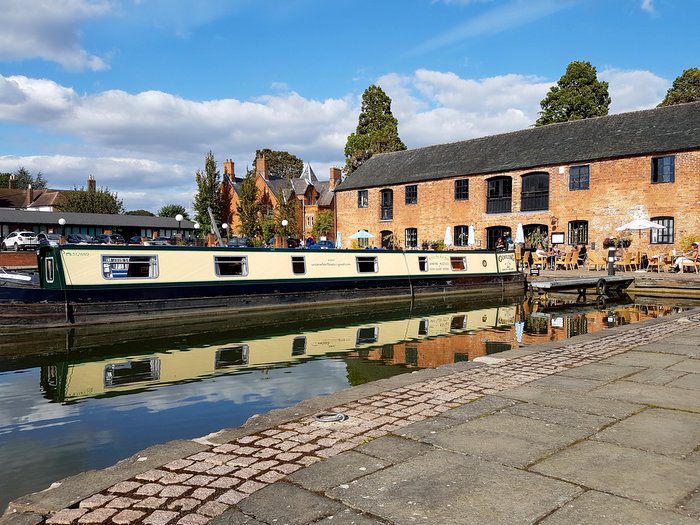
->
[[344, 355, 407, 386], [525, 316, 549, 335]]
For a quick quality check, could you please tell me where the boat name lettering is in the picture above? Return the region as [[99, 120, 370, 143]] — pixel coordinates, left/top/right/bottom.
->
[[65, 252, 90, 257], [310, 261, 352, 268], [427, 256, 451, 271], [104, 257, 134, 264]]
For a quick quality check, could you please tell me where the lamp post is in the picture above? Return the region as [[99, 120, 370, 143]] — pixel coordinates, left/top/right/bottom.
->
[[222, 223, 229, 243], [193, 222, 200, 246], [175, 214, 183, 245], [58, 218, 66, 244], [281, 219, 288, 248]]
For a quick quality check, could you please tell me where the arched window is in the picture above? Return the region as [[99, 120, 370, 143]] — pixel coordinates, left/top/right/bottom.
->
[[523, 224, 548, 246], [380, 189, 393, 220], [486, 177, 512, 214], [521, 172, 549, 211], [380, 230, 394, 249]]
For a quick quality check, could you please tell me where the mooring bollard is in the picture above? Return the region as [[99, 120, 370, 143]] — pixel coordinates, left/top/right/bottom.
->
[[607, 246, 616, 276]]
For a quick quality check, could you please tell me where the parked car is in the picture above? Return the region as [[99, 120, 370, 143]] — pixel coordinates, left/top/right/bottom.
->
[[95, 233, 125, 245], [286, 237, 301, 248], [307, 240, 335, 249], [144, 236, 172, 246], [2, 231, 39, 251], [227, 236, 253, 248], [65, 234, 96, 244], [128, 235, 143, 244], [38, 233, 61, 247]]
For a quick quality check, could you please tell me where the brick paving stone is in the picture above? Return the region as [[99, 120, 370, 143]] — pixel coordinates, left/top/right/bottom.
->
[[183, 462, 212, 473], [162, 459, 192, 471], [212, 444, 238, 453], [291, 443, 321, 453], [252, 460, 278, 470], [106, 497, 139, 509], [197, 501, 228, 518], [190, 488, 215, 500], [234, 467, 260, 479], [108, 481, 141, 494], [167, 498, 199, 512], [252, 448, 277, 459], [183, 475, 216, 486], [160, 473, 193, 485], [143, 510, 179, 525], [274, 440, 298, 451], [273, 463, 302, 475], [134, 497, 168, 509], [261, 428, 281, 437], [188, 452, 216, 461], [238, 480, 266, 494], [234, 446, 258, 455], [275, 452, 301, 461], [47, 509, 89, 524], [297, 456, 321, 466], [205, 464, 236, 476], [136, 483, 164, 496], [237, 435, 259, 444], [203, 454, 236, 465], [254, 437, 280, 447], [216, 490, 247, 505], [78, 508, 118, 523], [226, 456, 257, 467], [207, 477, 240, 489], [160, 485, 191, 498], [255, 470, 286, 484], [136, 469, 169, 482], [176, 514, 209, 525], [111, 510, 145, 525], [79, 494, 116, 509]]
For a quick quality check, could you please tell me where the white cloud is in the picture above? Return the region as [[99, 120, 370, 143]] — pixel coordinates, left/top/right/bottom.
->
[[0, 67, 670, 211], [0, 0, 111, 70], [641, 0, 654, 14]]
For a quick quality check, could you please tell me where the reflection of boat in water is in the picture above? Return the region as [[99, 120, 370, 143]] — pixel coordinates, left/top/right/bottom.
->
[[0, 245, 523, 328], [40, 305, 518, 402]]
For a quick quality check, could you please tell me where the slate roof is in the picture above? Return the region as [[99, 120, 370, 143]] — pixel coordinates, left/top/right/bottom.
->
[[301, 164, 319, 182], [0, 188, 66, 209], [315, 182, 334, 207], [337, 102, 700, 191], [0, 209, 196, 229]]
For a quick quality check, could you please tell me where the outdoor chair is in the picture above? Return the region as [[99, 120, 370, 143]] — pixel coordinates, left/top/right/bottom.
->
[[586, 251, 606, 271], [615, 252, 635, 272], [680, 255, 699, 273], [531, 253, 546, 269], [646, 254, 664, 272]]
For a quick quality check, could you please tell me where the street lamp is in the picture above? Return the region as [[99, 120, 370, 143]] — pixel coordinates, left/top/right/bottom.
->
[[222, 223, 229, 242], [175, 214, 183, 244], [193, 222, 200, 246], [58, 218, 66, 244], [281, 219, 288, 248]]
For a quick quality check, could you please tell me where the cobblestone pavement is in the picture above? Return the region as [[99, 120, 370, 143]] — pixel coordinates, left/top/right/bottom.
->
[[11, 311, 700, 525]]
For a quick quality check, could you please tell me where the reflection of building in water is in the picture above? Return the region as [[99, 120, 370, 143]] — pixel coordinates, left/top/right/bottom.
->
[[39, 302, 684, 403]]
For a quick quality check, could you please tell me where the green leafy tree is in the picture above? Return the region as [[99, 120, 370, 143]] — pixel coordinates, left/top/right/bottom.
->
[[61, 186, 124, 214], [276, 189, 299, 237], [193, 151, 223, 233], [536, 61, 611, 126], [658, 68, 700, 107], [0, 167, 48, 189], [260, 207, 277, 244], [236, 169, 261, 238], [312, 209, 334, 239], [344, 85, 406, 174], [253, 149, 304, 179], [125, 209, 155, 216], [158, 204, 189, 219]]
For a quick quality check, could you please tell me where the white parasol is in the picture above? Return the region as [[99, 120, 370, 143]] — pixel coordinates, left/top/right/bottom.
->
[[515, 223, 525, 244], [467, 225, 476, 247], [349, 230, 375, 239], [444, 226, 453, 247]]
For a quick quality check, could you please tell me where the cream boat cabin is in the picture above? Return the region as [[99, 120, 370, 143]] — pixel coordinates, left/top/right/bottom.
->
[[0, 245, 524, 326]]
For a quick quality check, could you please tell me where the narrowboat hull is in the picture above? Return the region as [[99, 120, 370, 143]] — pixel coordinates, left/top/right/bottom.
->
[[0, 246, 525, 328]]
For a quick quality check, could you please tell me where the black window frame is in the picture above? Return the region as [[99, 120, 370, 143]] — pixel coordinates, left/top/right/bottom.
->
[[521, 172, 549, 212], [418, 256, 428, 272], [405, 185, 418, 205], [357, 190, 368, 208], [650, 216, 674, 244], [651, 156, 675, 184], [454, 225, 469, 246], [454, 179, 469, 201], [569, 165, 590, 191], [291, 256, 306, 275], [405, 227, 418, 248], [568, 220, 589, 245], [380, 189, 393, 220], [486, 176, 512, 214]]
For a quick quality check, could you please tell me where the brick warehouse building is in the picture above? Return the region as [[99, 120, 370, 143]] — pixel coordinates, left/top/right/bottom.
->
[[335, 102, 700, 254]]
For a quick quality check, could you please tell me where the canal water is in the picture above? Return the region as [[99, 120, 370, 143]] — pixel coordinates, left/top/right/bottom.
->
[[0, 297, 688, 512]]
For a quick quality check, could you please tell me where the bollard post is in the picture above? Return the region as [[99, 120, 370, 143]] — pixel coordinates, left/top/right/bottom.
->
[[607, 246, 616, 276]]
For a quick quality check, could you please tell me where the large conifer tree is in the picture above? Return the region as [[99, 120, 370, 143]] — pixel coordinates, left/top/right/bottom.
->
[[344, 85, 406, 174], [236, 169, 261, 238], [536, 61, 611, 126], [658, 68, 700, 107], [193, 151, 223, 234]]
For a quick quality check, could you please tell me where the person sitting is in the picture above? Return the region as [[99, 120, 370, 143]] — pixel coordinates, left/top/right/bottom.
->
[[506, 236, 515, 250], [495, 237, 505, 250], [672, 242, 699, 272], [577, 244, 588, 266]]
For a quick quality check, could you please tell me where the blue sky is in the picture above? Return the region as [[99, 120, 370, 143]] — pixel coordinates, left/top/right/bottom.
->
[[0, 0, 697, 211]]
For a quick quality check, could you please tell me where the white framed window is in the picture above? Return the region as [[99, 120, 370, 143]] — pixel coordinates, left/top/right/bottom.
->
[[450, 256, 467, 271], [291, 256, 306, 275], [102, 255, 159, 279], [356, 256, 378, 273], [45, 257, 54, 283], [214, 256, 248, 277], [418, 256, 428, 272]]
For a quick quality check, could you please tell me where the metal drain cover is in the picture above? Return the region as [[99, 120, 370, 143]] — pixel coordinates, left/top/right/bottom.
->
[[314, 412, 348, 423]]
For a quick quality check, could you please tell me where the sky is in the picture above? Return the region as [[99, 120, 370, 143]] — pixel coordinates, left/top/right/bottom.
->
[[0, 0, 698, 213]]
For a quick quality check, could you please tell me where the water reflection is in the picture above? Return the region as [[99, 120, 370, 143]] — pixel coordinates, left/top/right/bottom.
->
[[0, 297, 688, 512]]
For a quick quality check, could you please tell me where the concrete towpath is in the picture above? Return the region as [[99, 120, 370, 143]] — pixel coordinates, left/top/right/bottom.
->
[[4, 309, 700, 525]]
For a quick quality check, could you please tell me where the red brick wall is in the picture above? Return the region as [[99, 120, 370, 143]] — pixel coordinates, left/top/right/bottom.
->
[[0, 252, 38, 268], [336, 150, 700, 254]]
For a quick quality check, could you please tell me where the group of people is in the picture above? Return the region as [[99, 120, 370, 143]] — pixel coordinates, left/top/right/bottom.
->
[[534, 243, 587, 268], [494, 236, 516, 251]]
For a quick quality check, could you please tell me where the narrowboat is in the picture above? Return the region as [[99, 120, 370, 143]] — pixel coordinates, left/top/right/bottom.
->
[[0, 245, 524, 327]]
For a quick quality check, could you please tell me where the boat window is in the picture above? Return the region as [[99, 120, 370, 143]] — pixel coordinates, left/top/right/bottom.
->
[[450, 315, 466, 330], [418, 319, 429, 335], [291, 256, 306, 275], [102, 255, 159, 279], [45, 257, 54, 283], [292, 336, 307, 356], [418, 256, 428, 272], [356, 327, 378, 345], [104, 358, 160, 388], [215, 345, 249, 368], [215, 256, 248, 277], [450, 256, 467, 271], [356, 256, 378, 273]]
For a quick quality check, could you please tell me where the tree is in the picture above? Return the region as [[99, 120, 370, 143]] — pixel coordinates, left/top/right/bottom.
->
[[125, 209, 155, 216], [344, 85, 406, 174], [0, 167, 48, 189], [193, 151, 223, 234], [253, 149, 303, 179], [61, 186, 124, 214], [658, 68, 700, 107], [236, 169, 261, 238], [276, 189, 299, 237], [536, 61, 611, 126], [312, 209, 334, 239], [158, 204, 189, 219]]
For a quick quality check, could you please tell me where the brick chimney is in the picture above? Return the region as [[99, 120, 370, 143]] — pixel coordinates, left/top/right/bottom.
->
[[8, 174, 17, 189], [87, 175, 96, 192], [329, 166, 342, 190], [255, 153, 269, 180], [223, 159, 235, 178], [26, 184, 34, 207]]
